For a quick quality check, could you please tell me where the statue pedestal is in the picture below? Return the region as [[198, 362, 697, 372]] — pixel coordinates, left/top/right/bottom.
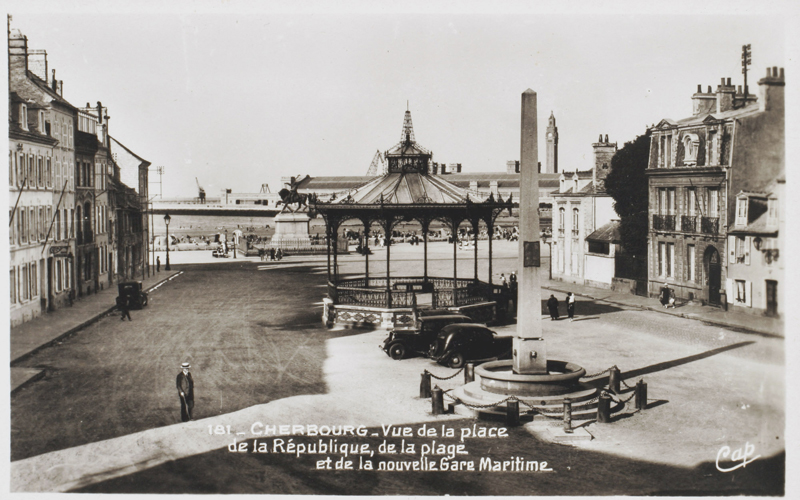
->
[[272, 211, 311, 245]]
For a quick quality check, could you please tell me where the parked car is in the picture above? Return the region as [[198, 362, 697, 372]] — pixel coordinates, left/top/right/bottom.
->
[[118, 281, 148, 309], [428, 324, 512, 368], [212, 248, 228, 258], [382, 314, 473, 360]]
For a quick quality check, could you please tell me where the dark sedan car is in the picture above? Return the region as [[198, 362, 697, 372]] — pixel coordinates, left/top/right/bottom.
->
[[382, 314, 472, 360], [428, 323, 512, 368]]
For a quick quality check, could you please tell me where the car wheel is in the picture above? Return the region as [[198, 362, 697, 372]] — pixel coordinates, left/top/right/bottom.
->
[[447, 352, 465, 369], [389, 343, 406, 360]]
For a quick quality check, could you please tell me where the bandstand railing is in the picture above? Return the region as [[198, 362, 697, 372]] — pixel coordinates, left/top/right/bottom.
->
[[329, 276, 496, 309]]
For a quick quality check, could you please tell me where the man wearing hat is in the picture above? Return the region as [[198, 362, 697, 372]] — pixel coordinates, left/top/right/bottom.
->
[[176, 362, 194, 422]]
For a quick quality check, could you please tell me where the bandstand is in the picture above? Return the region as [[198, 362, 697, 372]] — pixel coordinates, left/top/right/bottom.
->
[[314, 110, 515, 329]]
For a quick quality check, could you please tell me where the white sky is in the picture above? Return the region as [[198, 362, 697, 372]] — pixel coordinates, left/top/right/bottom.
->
[[7, 1, 794, 198]]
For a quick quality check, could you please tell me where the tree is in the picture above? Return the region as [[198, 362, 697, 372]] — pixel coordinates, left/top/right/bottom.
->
[[604, 134, 651, 258]]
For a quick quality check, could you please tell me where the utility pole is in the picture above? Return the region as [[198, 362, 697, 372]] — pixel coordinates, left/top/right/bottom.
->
[[742, 44, 752, 96]]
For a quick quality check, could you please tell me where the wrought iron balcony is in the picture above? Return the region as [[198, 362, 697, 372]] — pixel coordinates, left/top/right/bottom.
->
[[764, 249, 779, 264], [701, 217, 719, 235], [653, 214, 676, 231], [681, 215, 697, 233], [571, 229, 580, 237]]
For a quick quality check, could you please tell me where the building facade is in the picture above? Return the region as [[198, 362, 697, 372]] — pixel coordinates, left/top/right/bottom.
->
[[645, 69, 784, 312], [550, 135, 617, 286]]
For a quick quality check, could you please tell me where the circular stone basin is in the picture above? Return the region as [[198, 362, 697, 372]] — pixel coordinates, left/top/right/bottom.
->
[[477, 360, 586, 396]]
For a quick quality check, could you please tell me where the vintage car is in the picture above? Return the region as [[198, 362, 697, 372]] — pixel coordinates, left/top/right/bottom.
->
[[117, 281, 148, 309], [428, 323, 512, 368], [381, 314, 473, 360]]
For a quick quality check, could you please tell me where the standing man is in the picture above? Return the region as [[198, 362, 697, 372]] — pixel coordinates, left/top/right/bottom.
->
[[547, 294, 560, 320], [176, 362, 194, 422], [566, 292, 576, 322], [117, 294, 132, 321], [156, 256, 161, 272]]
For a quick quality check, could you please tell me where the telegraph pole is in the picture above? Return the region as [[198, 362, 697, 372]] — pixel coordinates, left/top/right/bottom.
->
[[742, 44, 751, 97]]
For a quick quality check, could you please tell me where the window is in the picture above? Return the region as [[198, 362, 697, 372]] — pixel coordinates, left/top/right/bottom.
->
[[767, 197, 778, 225], [39, 207, 46, 240], [29, 208, 36, 242], [658, 242, 664, 276], [68, 121, 73, 147], [31, 262, 37, 297], [735, 280, 747, 304], [572, 208, 580, 235], [687, 188, 697, 216], [588, 241, 610, 254], [9, 150, 14, 186], [28, 154, 35, 187], [10, 269, 16, 304], [18, 153, 25, 187], [46, 157, 52, 188], [558, 207, 565, 231], [56, 260, 62, 292], [660, 134, 672, 168], [687, 245, 696, 281], [39, 111, 46, 134], [736, 198, 748, 226], [658, 241, 674, 277], [707, 188, 719, 217], [709, 131, 719, 165], [22, 264, 29, 301], [20, 104, 28, 130]]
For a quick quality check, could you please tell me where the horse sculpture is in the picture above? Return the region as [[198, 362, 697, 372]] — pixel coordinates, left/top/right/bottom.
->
[[277, 187, 316, 210]]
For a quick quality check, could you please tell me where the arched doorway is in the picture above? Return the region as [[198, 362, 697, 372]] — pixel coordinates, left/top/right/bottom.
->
[[704, 246, 721, 305]]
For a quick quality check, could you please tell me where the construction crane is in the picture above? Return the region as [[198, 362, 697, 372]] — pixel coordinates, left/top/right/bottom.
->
[[196, 177, 206, 203], [366, 149, 386, 176]]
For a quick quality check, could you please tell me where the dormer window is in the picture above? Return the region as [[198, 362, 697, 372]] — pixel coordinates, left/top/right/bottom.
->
[[767, 197, 778, 226], [20, 104, 28, 131], [736, 197, 748, 226], [683, 133, 700, 165], [39, 111, 46, 134]]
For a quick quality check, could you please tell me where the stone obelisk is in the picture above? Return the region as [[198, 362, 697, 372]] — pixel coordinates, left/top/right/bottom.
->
[[514, 89, 547, 374]]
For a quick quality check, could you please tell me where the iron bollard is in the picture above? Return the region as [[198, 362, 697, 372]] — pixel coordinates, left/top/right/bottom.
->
[[420, 371, 432, 399], [464, 363, 475, 384], [563, 399, 573, 433], [635, 379, 648, 411], [608, 366, 621, 394], [506, 399, 520, 427], [597, 391, 611, 423], [431, 386, 444, 415]]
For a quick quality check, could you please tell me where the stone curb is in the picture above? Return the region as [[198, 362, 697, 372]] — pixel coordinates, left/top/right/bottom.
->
[[10, 272, 184, 367], [541, 285, 781, 338]]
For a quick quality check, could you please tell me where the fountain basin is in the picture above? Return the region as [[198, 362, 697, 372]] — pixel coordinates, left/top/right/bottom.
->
[[477, 360, 586, 396]]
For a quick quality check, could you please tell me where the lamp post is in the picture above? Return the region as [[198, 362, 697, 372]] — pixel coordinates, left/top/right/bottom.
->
[[541, 230, 552, 281], [164, 213, 171, 271]]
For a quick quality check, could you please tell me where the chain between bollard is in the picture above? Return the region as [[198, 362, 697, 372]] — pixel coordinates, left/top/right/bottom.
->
[[620, 378, 635, 390], [428, 367, 465, 381], [581, 367, 613, 379]]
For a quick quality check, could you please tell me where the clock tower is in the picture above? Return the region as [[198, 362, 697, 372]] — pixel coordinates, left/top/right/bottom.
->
[[546, 111, 558, 173]]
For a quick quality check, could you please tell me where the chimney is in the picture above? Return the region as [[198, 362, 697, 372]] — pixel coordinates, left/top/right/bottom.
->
[[693, 83, 716, 115], [469, 180, 478, 192], [8, 29, 28, 79], [490, 180, 498, 196], [51, 69, 58, 91], [456, 163, 462, 173], [716, 77, 736, 113], [758, 66, 785, 113]]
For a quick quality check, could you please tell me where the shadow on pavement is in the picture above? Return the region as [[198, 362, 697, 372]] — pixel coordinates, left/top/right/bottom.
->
[[622, 341, 755, 380]]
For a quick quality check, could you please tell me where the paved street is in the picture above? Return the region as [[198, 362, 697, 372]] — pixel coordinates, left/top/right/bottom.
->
[[9, 242, 785, 494]]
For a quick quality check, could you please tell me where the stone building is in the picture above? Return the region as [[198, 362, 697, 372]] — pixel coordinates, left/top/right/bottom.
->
[[9, 28, 77, 325], [645, 68, 784, 311], [550, 135, 617, 286], [110, 137, 150, 281]]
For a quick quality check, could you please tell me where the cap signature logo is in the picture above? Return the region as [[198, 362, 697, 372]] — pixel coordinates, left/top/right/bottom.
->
[[716, 442, 760, 472]]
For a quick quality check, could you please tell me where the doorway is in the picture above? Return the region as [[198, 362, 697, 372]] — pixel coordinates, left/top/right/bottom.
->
[[705, 247, 721, 305], [766, 280, 778, 317]]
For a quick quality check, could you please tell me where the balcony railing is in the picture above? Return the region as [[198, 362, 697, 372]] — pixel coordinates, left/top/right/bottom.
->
[[701, 217, 719, 235], [653, 214, 676, 231], [571, 229, 580, 237], [681, 215, 697, 233]]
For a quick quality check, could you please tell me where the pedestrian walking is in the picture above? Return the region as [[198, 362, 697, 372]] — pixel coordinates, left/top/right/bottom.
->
[[176, 362, 194, 422], [659, 284, 671, 309], [269, 247, 276, 261], [500, 273, 508, 288], [276, 248, 283, 261], [566, 292, 576, 321], [547, 294, 560, 320], [117, 294, 132, 321]]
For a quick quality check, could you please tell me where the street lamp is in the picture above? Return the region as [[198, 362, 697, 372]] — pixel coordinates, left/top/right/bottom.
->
[[541, 230, 552, 281], [164, 213, 172, 271]]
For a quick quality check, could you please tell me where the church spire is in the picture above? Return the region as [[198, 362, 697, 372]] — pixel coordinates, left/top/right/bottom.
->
[[400, 108, 416, 143]]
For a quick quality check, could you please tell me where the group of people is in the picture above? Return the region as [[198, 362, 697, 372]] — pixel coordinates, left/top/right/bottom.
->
[[258, 247, 283, 261], [546, 292, 576, 321]]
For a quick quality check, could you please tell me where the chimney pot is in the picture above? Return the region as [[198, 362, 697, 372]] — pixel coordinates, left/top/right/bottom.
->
[[604, 134, 609, 143], [721, 77, 726, 85], [697, 84, 702, 92], [766, 68, 771, 77], [773, 66, 778, 77], [780, 67, 784, 79], [598, 134, 603, 142], [738, 85, 742, 94], [726, 77, 732, 86], [708, 85, 712, 93]]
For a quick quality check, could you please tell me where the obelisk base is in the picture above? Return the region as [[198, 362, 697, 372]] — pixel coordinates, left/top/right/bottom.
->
[[513, 337, 548, 374]]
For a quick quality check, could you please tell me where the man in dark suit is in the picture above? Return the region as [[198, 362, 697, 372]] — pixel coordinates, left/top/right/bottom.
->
[[176, 362, 194, 422]]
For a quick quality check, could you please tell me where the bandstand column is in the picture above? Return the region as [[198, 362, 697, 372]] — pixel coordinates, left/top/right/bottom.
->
[[422, 219, 430, 283], [363, 222, 370, 287], [488, 218, 494, 285], [325, 222, 331, 282], [452, 219, 458, 290], [472, 219, 479, 282], [385, 221, 392, 308], [333, 225, 339, 282]]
